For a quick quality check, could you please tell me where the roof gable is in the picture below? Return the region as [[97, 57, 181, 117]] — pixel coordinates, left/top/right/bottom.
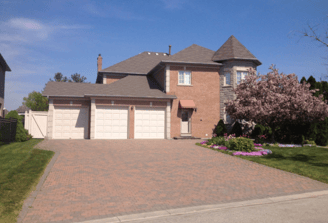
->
[[212, 35, 261, 65], [164, 44, 218, 65], [101, 51, 169, 75]]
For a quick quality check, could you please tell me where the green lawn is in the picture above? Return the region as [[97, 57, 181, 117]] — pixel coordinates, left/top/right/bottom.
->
[[196, 143, 328, 184], [0, 139, 54, 223]]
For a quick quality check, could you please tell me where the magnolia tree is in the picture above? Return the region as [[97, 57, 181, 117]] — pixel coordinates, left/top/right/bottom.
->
[[225, 65, 328, 143]]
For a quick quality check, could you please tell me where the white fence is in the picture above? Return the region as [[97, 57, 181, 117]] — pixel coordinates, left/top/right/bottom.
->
[[24, 110, 48, 138]]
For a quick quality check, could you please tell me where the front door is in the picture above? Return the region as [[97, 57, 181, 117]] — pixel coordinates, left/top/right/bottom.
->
[[181, 110, 190, 134]]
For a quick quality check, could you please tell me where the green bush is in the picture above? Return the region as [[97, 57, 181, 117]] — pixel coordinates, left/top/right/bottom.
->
[[215, 119, 227, 136], [5, 111, 28, 142], [313, 117, 328, 146], [231, 121, 243, 137], [208, 136, 226, 146], [228, 137, 256, 152]]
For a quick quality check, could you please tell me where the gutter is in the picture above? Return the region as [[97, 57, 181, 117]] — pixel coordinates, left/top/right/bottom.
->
[[84, 94, 177, 99], [161, 60, 222, 66]]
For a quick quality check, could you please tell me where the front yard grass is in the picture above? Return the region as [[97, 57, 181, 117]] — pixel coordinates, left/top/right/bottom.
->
[[0, 139, 54, 223], [196, 143, 328, 184]]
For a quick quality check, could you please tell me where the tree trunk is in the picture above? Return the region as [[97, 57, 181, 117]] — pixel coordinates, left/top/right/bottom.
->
[[271, 123, 276, 144]]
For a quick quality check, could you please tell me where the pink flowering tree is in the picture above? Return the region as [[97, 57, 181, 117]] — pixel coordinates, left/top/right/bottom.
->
[[225, 65, 328, 143]]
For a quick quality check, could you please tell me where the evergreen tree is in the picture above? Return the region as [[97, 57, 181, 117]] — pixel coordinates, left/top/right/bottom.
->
[[231, 121, 243, 137], [215, 119, 227, 136]]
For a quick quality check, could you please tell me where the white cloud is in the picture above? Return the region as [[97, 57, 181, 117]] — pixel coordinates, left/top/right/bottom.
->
[[82, 2, 144, 20], [8, 18, 44, 30]]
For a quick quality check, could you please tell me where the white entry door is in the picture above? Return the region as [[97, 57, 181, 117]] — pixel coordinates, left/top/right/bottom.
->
[[181, 110, 190, 134], [95, 106, 128, 139], [135, 107, 165, 139], [53, 107, 89, 139]]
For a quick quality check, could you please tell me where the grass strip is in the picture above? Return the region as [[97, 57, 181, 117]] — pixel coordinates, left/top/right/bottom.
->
[[196, 143, 328, 184], [0, 139, 54, 223]]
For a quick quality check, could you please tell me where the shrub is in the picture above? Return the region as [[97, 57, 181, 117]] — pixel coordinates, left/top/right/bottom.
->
[[231, 121, 243, 137], [215, 119, 227, 136], [251, 124, 265, 139], [207, 136, 226, 146], [5, 111, 27, 142], [314, 117, 328, 146], [228, 137, 256, 152]]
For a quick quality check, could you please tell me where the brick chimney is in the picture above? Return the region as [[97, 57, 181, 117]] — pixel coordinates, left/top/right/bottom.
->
[[97, 54, 102, 72]]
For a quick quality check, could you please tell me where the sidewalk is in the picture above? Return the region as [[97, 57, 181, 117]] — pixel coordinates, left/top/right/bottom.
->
[[78, 190, 328, 223]]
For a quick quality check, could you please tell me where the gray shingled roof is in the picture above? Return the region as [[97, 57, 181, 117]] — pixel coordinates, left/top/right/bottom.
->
[[163, 44, 219, 65], [212, 35, 261, 65], [100, 51, 169, 75], [43, 76, 176, 99], [16, 104, 31, 113]]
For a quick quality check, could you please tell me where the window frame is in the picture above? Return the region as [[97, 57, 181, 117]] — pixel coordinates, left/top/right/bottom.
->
[[224, 72, 231, 86], [237, 71, 248, 85], [224, 107, 232, 124], [178, 70, 192, 86]]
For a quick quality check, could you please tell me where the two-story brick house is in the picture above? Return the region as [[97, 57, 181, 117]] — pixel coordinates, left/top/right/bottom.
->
[[43, 35, 261, 139], [0, 54, 11, 117]]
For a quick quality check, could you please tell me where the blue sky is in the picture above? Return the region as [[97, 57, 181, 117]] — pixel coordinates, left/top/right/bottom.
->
[[1, 0, 327, 111]]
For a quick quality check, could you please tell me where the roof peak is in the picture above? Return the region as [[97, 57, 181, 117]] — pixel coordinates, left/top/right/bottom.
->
[[212, 36, 261, 65]]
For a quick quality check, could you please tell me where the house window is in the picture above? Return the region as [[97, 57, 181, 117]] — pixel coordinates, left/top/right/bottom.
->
[[224, 107, 232, 124], [225, 72, 231, 85], [178, 71, 191, 85], [237, 71, 248, 85]]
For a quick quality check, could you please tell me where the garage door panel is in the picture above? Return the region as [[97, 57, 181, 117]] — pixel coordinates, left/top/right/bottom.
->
[[95, 106, 128, 139], [104, 120, 112, 125], [135, 107, 165, 139], [53, 107, 89, 139]]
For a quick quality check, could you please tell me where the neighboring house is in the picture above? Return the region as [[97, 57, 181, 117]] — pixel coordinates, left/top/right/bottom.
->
[[0, 54, 11, 117], [16, 104, 31, 116], [16, 104, 31, 126], [42, 35, 261, 139], [2, 108, 9, 117]]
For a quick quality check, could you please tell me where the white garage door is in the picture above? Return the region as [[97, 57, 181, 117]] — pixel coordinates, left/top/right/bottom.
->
[[95, 106, 128, 139], [53, 107, 89, 139], [135, 107, 165, 139]]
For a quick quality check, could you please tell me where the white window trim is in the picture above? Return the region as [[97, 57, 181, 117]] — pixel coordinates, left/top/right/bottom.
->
[[224, 72, 231, 86], [178, 70, 192, 86]]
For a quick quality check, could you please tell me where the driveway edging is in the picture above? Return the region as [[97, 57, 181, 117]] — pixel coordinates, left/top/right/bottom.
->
[[17, 141, 60, 223], [76, 190, 328, 223]]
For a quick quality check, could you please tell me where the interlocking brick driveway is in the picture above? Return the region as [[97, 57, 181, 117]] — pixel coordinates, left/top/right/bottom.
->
[[21, 139, 328, 223]]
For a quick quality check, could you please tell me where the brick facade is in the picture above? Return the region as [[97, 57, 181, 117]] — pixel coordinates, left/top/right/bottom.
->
[[103, 74, 126, 84], [169, 65, 221, 138]]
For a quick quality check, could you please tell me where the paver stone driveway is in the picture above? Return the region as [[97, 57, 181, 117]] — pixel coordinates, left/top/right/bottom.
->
[[21, 139, 328, 223]]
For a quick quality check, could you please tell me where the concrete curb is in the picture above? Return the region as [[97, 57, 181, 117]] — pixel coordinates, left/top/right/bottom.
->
[[17, 142, 60, 223], [76, 190, 328, 223]]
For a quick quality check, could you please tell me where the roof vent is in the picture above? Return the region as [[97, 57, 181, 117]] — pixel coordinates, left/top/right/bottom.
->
[[164, 53, 167, 56], [148, 52, 151, 55], [156, 53, 158, 55]]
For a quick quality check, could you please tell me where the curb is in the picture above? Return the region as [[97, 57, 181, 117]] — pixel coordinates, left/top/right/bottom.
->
[[76, 190, 328, 223]]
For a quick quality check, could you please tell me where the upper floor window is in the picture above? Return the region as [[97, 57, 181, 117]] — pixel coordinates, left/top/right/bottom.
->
[[178, 71, 191, 85], [237, 71, 248, 85], [225, 72, 231, 85]]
